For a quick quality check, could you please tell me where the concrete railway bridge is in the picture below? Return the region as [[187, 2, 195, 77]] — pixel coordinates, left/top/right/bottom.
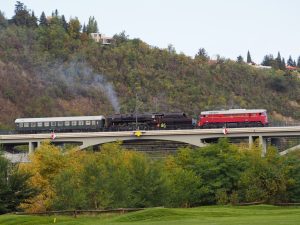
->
[[2, 127, 300, 161]]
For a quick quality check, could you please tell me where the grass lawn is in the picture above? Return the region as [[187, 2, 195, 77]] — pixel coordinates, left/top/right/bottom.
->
[[0, 205, 300, 225]]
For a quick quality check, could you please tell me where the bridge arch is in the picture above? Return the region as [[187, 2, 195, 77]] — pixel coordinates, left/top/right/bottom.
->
[[79, 135, 207, 150]]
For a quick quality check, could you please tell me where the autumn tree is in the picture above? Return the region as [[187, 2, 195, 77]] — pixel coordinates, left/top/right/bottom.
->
[[19, 141, 66, 212]]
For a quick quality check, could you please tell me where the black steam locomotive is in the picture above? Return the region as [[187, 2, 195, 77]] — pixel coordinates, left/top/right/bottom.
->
[[15, 112, 194, 133]]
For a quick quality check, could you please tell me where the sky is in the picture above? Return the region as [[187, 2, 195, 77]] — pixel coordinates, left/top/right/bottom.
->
[[1, 0, 300, 63]]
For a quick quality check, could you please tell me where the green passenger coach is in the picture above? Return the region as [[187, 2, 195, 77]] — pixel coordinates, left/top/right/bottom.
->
[[15, 116, 106, 133]]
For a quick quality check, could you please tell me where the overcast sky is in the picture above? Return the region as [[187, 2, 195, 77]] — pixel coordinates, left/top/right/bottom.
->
[[2, 0, 300, 63]]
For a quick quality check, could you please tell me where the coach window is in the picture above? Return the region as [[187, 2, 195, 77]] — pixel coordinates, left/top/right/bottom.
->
[[31, 122, 36, 127], [37, 122, 43, 127], [71, 121, 77, 126], [24, 122, 29, 127], [78, 121, 84, 126], [58, 121, 63, 126], [51, 122, 56, 126], [86, 120, 91, 126], [44, 122, 49, 127], [19, 123, 23, 127], [91, 120, 96, 126], [65, 121, 70, 126]]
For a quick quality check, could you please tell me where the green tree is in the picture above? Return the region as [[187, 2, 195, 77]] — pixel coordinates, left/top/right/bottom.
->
[[287, 55, 296, 67], [195, 48, 209, 61], [238, 146, 287, 203], [0, 153, 36, 214], [39, 11, 47, 26], [68, 17, 81, 39], [127, 154, 167, 207], [12, 1, 37, 27], [246, 50, 252, 63], [0, 11, 8, 28], [86, 16, 98, 34], [61, 15, 68, 31], [237, 55, 244, 63], [283, 152, 300, 202]]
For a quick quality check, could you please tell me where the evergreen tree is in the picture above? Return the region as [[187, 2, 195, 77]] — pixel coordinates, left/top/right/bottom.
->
[[86, 16, 98, 34], [287, 55, 296, 67], [237, 55, 244, 63], [195, 48, 209, 61], [68, 17, 82, 39], [281, 57, 286, 70], [82, 23, 87, 33], [29, 11, 38, 27], [0, 11, 7, 28], [246, 50, 252, 63], [61, 15, 68, 31], [276, 52, 282, 69], [12, 1, 37, 27], [39, 11, 47, 26], [297, 56, 300, 67], [262, 54, 273, 66]]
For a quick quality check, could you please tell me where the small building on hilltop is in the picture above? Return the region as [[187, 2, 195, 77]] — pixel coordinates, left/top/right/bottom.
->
[[90, 33, 113, 45]]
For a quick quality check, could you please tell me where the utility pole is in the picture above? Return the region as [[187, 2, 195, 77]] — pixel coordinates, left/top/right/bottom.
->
[[135, 93, 138, 129]]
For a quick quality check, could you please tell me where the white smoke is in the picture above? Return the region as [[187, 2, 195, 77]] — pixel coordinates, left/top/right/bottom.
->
[[37, 60, 120, 113]]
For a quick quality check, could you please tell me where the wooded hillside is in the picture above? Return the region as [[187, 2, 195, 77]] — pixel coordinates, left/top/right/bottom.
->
[[0, 3, 300, 128]]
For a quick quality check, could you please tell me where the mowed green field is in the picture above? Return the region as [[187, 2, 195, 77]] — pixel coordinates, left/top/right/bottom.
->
[[1, 205, 300, 225]]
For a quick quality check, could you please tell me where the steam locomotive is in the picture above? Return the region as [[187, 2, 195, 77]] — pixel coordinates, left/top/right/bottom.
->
[[14, 109, 268, 133]]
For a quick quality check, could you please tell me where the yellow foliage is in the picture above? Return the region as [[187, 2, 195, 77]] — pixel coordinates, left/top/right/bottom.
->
[[18, 141, 67, 212]]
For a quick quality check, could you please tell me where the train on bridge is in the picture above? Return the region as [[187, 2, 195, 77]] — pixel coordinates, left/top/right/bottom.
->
[[14, 109, 268, 133]]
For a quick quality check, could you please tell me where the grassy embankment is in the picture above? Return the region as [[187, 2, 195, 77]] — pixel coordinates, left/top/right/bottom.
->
[[0, 205, 300, 225]]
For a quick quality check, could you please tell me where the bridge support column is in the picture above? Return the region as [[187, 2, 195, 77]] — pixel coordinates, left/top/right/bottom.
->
[[28, 142, 34, 154], [28, 141, 40, 154], [249, 136, 254, 148], [259, 136, 267, 156]]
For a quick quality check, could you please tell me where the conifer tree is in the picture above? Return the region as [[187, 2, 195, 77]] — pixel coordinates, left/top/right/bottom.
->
[[39, 11, 47, 26], [281, 57, 286, 70], [246, 50, 252, 63], [195, 48, 209, 61], [12, 1, 37, 27], [237, 55, 244, 63], [287, 55, 296, 67], [86, 16, 98, 34], [276, 52, 281, 69], [297, 56, 300, 67], [82, 23, 87, 33], [61, 15, 68, 31], [0, 11, 7, 28]]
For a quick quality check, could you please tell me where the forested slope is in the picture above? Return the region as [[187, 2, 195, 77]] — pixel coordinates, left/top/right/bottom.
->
[[0, 15, 300, 129]]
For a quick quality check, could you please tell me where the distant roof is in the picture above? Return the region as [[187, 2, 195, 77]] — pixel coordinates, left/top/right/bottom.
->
[[201, 109, 266, 115], [286, 65, 298, 70], [15, 116, 105, 123]]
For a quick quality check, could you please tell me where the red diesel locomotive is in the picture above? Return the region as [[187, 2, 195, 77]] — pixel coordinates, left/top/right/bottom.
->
[[198, 109, 268, 128]]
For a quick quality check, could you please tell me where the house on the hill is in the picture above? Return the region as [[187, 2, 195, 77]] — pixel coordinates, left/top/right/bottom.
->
[[247, 62, 272, 69], [90, 33, 113, 45], [286, 65, 298, 71]]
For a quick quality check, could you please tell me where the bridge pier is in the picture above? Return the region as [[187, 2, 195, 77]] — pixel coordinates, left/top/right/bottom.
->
[[259, 136, 267, 156], [28, 141, 41, 154], [249, 136, 254, 148]]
